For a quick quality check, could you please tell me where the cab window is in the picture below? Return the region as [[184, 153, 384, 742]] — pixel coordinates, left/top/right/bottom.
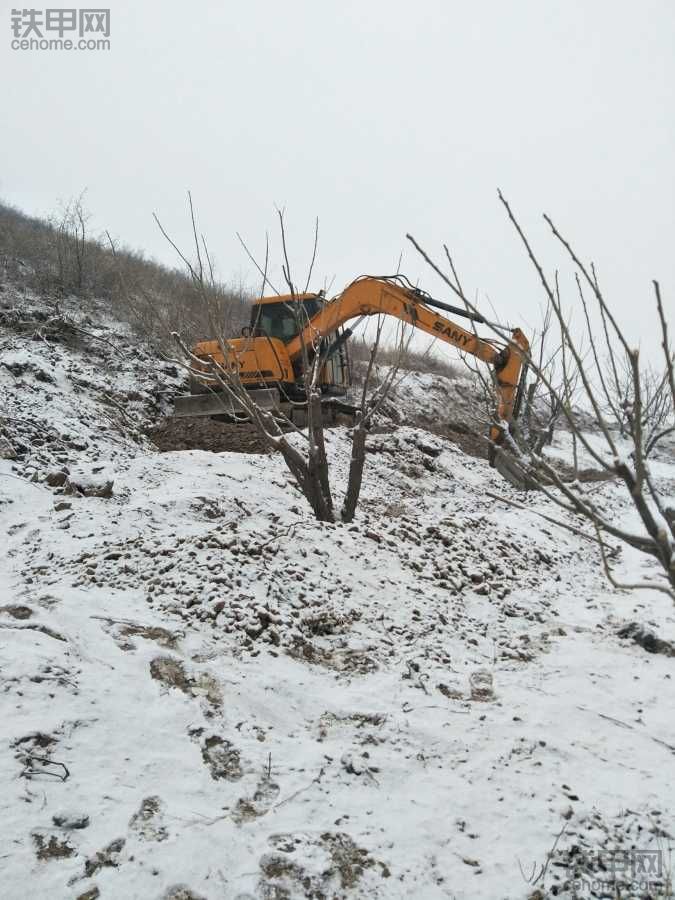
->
[[252, 298, 321, 340]]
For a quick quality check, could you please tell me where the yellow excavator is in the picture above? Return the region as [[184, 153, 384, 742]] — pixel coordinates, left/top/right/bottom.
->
[[174, 275, 529, 453]]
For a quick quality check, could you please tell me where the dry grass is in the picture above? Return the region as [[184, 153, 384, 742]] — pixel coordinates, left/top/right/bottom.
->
[[2, 198, 463, 380], [348, 335, 462, 378], [0, 198, 250, 349]]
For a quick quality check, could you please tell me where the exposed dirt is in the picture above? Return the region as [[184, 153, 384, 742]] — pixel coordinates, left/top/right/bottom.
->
[[149, 656, 222, 708], [82, 837, 126, 878], [148, 417, 271, 454], [148, 413, 489, 463], [128, 796, 168, 842], [32, 833, 75, 861], [286, 636, 379, 674], [13, 731, 57, 754], [412, 419, 490, 460], [317, 712, 386, 742], [258, 831, 389, 897], [162, 886, 206, 900], [75, 888, 100, 900], [200, 735, 243, 781], [115, 621, 180, 650], [0, 604, 33, 619], [232, 773, 281, 824]]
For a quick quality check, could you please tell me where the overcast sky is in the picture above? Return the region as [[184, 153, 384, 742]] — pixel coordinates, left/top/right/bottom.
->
[[2, 0, 673, 352]]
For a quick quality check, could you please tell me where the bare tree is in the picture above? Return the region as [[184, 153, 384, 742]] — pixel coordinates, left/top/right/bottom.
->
[[105, 226, 249, 349], [408, 192, 675, 600], [158, 196, 409, 523], [48, 191, 91, 295], [456, 285, 576, 464], [610, 354, 674, 456]]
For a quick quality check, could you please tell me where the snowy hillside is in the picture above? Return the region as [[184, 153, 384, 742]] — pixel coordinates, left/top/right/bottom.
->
[[1, 287, 674, 900]]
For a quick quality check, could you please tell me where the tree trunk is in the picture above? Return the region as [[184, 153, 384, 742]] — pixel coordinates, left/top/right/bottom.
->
[[308, 391, 333, 516], [341, 417, 367, 523]]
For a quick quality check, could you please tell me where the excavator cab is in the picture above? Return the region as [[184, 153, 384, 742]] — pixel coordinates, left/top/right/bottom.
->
[[250, 293, 324, 340], [247, 292, 350, 391]]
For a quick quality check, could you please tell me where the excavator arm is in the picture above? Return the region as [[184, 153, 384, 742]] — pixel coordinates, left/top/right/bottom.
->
[[286, 276, 530, 444]]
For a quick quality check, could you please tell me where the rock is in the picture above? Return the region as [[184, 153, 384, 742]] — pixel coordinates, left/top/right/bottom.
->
[[54, 500, 72, 511], [34, 367, 54, 383], [52, 810, 90, 829], [437, 682, 464, 700], [469, 669, 495, 702], [341, 752, 365, 775], [0, 436, 17, 459], [45, 469, 68, 487], [163, 887, 207, 900], [65, 469, 114, 498], [76, 888, 100, 900], [1, 605, 33, 619], [617, 621, 675, 657]]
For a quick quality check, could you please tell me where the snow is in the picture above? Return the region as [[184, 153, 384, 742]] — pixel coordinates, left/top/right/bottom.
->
[[1, 286, 674, 899]]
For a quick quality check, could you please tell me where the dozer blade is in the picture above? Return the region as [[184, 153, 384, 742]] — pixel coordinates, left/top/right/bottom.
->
[[172, 388, 280, 419]]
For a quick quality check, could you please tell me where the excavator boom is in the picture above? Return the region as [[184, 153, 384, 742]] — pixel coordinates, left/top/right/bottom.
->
[[284, 277, 529, 432], [176, 275, 529, 448]]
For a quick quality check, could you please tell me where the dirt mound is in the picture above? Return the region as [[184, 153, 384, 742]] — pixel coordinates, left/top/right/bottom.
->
[[148, 417, 271, 454], [149, 412, 486, 460]]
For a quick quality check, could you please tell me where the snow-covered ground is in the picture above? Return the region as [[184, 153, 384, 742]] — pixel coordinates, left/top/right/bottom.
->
[[1, 287, 674, 899]]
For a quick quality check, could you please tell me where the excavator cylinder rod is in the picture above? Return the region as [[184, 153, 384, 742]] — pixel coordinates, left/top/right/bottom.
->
[[422, 294, 486, 324]]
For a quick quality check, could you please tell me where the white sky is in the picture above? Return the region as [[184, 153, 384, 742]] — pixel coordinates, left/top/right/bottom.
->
[[1, 0, 673, 354]]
